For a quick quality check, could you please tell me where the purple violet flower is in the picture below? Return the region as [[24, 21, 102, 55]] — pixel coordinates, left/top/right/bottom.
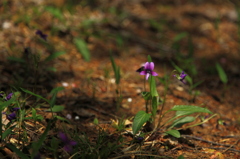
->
[[5, 93, 13, 101], [5, 107, 19, 122], [36, 30, 48, 41], [6, 112, 16, 121], [135, 136, 144, 143], [59, 132, 77, 152], [174, 71, 187, 84], [139, 62, 158, 80]]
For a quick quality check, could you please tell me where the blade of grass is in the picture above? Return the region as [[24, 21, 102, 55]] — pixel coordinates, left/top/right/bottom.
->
[[6, 144, 30, 159], [74, 38, 91, 62], [44, 51, 66, 62], [20, 88, 50, 103]]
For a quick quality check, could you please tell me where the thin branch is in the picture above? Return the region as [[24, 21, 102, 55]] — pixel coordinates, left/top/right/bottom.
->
[[181, 135, 234, 147]]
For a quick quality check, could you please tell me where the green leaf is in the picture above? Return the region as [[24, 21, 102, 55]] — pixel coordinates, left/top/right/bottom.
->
[[132, 111, 151, 135], [110, 54, 121, 84], [45, 6, 63, 20], [149, 76, 158, 97], [6, 144, 30, 159], [74, 38, 90, 62], [46, 67, 57, 72], [169, 116, 195, 128], [216, 62, 228, 84], [141, 92, 151, 100], [171, 105, 213, 114], [44, 51, 65, 62], [49, 105, 64, 112], [49, 87, 65, 110], [32, 108, 36, 120], [55, 116, 70, 123], [151, 96, 158, 119], [20, 88, 50, 103], [93, 118, 99, 125], [177, 155, 185, 159], [2, 129, 13, 140], [7, 56, 25, 63], [165, 129, 180, 138], [173, 32, 188, 42], [192, 80, 203, 89], [147, 55, 152, 62], [50, 87, 64, 95]]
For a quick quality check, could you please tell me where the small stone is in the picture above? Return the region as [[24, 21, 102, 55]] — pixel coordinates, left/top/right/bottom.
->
[[127, 98, 132, 102], [74, 116, 80, 120], [62, 82, 69, 87], [2, 21, 12, 29]]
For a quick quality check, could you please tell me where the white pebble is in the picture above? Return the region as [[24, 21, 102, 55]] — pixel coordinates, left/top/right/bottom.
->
[[74, 116, 80, 120], [109, 78, 116, 84], [2, 21, 12, 29], [127, 98, 132, 102], [62, 82, 69, 87]]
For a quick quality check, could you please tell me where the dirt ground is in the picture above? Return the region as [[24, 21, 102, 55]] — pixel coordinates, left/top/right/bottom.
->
[[0, 0, 240, 158]]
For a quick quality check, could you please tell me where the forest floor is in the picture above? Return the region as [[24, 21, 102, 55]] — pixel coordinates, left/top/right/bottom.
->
[[0, 0, 240, 158]]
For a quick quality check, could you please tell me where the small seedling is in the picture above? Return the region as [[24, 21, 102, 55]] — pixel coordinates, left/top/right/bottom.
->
[[110, 53, 122, 110], [216, 62, 228, 100]]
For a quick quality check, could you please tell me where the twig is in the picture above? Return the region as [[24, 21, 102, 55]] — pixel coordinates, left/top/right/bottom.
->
[[222, 139, 240, 153], [202, 147, 240, 153], [181, 135, 234, 147]]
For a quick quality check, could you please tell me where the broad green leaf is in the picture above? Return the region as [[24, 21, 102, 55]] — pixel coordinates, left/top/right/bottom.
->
[[175, 111, 196, 118], [20, 88, 49, 103], [171, 105, 212, 114], [74, 38, 90, 62], [165, 129, 180, 138], [44, 51, 65, 62], [141, 92, 151, 100], [132, 111, 151, 135], [6, 144, 30, 159], [169, 116, 195, 128], [216, 62, 228, 84]]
